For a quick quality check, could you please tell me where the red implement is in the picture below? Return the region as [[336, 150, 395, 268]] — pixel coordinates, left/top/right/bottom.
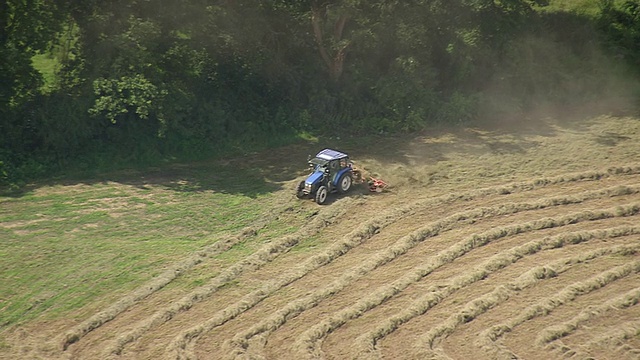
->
[[368, 177, 388, 192]]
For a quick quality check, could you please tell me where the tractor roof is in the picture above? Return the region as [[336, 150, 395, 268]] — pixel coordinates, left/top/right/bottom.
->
[[315, 148, 348, 161]]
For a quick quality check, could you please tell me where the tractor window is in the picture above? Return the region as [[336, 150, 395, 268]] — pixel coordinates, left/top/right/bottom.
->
[[310, 157, 328, 169], [330, 160, 339, 171], [339, 159, 347, 168]]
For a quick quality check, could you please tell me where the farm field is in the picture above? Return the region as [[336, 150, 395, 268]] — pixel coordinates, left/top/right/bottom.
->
[[2, 114, 640, 359]]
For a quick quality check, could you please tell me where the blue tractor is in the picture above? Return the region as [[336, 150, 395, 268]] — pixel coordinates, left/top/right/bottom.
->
[[296, 148, 353, 205]]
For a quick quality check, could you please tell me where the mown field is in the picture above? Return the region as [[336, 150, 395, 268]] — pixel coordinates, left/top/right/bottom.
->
[[1, 114, 640, 359]]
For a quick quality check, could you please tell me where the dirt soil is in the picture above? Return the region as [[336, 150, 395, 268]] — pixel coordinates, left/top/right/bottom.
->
[[3, 115, 640, 360]]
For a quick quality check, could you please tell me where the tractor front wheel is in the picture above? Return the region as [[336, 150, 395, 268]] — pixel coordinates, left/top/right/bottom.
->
[[315, 185, 328, 205], [296, 181, 306, 199], [338, 173, 352, 193]]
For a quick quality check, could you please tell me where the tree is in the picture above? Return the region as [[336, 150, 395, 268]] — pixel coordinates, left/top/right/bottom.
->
[[310, 0, 351, 81], [0, 0, 67, 110]]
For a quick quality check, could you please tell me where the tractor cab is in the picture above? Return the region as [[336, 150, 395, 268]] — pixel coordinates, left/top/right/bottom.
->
[[296, 149, 353, 205]]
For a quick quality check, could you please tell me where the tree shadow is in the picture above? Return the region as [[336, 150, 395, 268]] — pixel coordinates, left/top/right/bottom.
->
[[115, 162, 284, 198], [308, 116, 558, 171], [1, 153, 296, 199], [2, 112, 634, 200]]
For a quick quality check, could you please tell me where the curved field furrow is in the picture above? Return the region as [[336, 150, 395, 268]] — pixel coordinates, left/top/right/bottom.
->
[[314, 188, 640, 352], [169, 188, 576, 359], [501, 271, 640, 360], [60, 198, 298, 351], [222, 184, 640, 359], [73, 167, 624, 359], [306, 186, 640, 359], [537, 288, 640, 346], [155, 172, 639, 359], [92, 197, 359, 358], [168, 172, 640, 360], [349, 226, 640, 359], [347, 221, 638, 358], [385, 248, 640, 360], [127, 175, 582, 358], [475, 259, 640, 360], [539, 288, 640, 357], [54, 165, 640, 360], [414, 240, 640, 360], [228, 183, 640, 359], [364, 214, 640, 359], [291, 203, 640, 359], [555, 319, 640, 359], [417, 256, 640, 359]]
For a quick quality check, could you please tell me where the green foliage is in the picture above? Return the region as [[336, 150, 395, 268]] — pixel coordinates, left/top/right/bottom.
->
[[599, 0, 640, 67], [0, 0, 67, 108], [1, 0, 640, 188], [370, 56, 438, 131], [90, 75, 166, 126], [436, 92, 480, 125]]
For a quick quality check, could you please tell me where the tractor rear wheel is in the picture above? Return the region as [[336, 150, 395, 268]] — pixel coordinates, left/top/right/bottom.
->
[[315, 185, 328, 204], [338, 173, 352, 193]]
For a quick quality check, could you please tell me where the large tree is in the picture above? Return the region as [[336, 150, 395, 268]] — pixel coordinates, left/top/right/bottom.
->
[[0, 0, 67, 109]]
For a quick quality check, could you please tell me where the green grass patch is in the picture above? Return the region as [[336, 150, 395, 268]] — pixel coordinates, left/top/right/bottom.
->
[[31, 53, 59, 92], [540, 0, 630, 16], [290, 234, 324, 253], [0, 163, 286, 327]]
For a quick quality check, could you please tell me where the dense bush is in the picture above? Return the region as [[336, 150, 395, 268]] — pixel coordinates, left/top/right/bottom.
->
[[1, 0, 639, 188]]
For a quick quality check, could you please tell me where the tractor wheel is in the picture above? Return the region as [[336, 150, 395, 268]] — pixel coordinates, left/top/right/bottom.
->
[[296, 181, 306, 199], [338, 173, 352, 193], [315, 185, 328, 205]]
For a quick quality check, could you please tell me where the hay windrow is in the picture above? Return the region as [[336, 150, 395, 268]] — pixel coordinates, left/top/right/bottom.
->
[[223, 186, 640, 358], [166, 192, 477, 359], [554, 320, 640, 358], [540, 289, 640, 358], [55, 165, 640, 357], [352, 226, 640, 359], [537, 288, 640, 345], [294, 204, 640, 359], [101, 198, 357, 356], [59, 197, 302, 351], [62, 227, 257, 350], [476, 258, 640, 360], [164, 173, 640, 359]]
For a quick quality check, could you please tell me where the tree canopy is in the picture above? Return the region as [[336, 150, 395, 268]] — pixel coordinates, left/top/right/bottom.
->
[[1, 0, 639, 186]]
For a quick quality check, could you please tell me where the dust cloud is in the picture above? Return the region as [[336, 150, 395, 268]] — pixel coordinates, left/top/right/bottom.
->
[[477, 31, 638, 127]]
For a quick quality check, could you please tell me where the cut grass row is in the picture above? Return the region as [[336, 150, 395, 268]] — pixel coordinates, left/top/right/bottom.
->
[[414, 247, 640, 358], [0, 179, 279, 329], [354, 226, 640, 359], [167, 191, 462, 358], [550, 319, 640, 358], [476, 259, 640, 359], [293, 203, 640, 359], [221, 184, 639, 359], [61, 192, 301, 350], [537, 288, 640, 346], [96, 196, 358, 356], [4, 164, 634, 358], [173, 170, 640, 359]]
